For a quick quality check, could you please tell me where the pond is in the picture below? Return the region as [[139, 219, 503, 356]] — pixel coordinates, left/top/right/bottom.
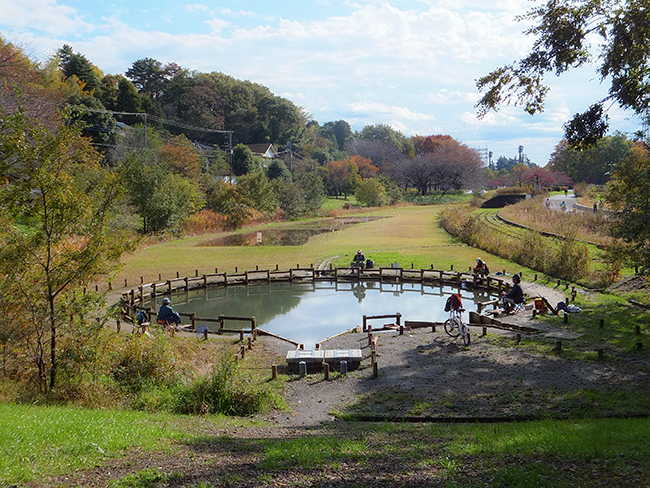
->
[[199, 217, 381, 247], [144, 281, 494, 349]]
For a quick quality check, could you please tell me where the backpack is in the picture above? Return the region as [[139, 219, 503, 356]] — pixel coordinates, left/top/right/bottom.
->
[[137, 310, 148, 324], [444, 294, 463, 312]]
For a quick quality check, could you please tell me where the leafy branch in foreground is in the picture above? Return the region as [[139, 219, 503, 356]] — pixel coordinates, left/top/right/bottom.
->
[[476, 0, 650, 147]]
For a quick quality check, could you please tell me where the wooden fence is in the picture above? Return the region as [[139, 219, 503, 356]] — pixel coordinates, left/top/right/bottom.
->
[[121, 265, 512, 339]]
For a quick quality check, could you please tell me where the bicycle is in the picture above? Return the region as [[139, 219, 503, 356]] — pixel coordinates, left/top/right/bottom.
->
[[444, 307, 471, 346]]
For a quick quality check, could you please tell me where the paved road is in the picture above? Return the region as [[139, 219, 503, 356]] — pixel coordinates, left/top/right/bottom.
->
[[545, 190, 577, 212]]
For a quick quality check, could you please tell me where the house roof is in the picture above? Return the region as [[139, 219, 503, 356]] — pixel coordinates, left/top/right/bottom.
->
[[245, 143, 277, 158]]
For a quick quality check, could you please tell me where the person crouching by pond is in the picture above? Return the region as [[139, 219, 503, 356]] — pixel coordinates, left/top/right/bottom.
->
[[473, 258, 489, 277], [158, 297, 181, 325], [501, 274, 524, 314]]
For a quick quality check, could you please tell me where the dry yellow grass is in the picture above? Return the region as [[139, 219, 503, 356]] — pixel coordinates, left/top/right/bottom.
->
[[499, 196, 612, 245]]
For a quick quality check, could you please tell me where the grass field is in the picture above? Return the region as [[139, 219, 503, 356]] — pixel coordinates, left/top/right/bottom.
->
[[2, 403, 648, 486], [111, 204, 527, 291]]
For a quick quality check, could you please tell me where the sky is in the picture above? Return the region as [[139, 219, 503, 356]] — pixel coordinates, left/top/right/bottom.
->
[[0, 0, 643, 165]]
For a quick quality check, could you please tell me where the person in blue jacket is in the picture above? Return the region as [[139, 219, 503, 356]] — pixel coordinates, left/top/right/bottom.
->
[[501, 274, 524, 313], [157, 297, 181, 324]]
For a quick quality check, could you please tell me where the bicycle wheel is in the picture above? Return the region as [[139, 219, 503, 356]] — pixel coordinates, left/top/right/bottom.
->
[[461, 323, 471, 346], [444, 317, 460, 337]]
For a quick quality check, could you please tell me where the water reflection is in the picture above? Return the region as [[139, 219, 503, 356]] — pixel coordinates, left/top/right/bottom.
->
[[145, 281, 494, 350]]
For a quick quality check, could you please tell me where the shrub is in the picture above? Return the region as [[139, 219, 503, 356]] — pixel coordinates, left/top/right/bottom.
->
[[441, 206, 594, 284], [173, 353, 278, 415], [110, 335, 181, 394], [183, 209, 228, 235]]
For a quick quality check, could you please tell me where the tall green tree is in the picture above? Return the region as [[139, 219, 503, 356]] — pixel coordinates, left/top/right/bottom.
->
[[58, 45, 100, 92], [0, 107, 132, 391], [547, 134, 633, 183], [607, 143, 650, 273], [231, 143, 257, 176], [120, 152, 204, 233], [125, 57, 165, 98]]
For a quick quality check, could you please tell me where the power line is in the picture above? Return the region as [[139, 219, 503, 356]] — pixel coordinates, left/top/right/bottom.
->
[[70, 106, 233, 155]]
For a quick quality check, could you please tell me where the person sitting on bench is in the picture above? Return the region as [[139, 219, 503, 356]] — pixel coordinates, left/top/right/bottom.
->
[[157, 297, 181, 325], [501, 274, 524, 313], [351, 249, 366, 269]]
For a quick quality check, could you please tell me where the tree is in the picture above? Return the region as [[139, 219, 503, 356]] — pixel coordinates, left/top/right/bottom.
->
[[495, 156, 519, 172], [321, 120, 352, 151], [1, 37, 62, 124], [324, 158, 360, 198], [347, 137, 405, 175], [58, 45, 100, 92], [0, 108, 132, 391], [475, 0, 650, 148], [266, 158, 291, 180], [547, 135, 633, 184], [158, 134, 202, 180], [607, 143, 650, 273], [125, 57, 165, 98], [67, 94, 117, 146], [120, 151, 204, 233], [351, 155, 379, 179], [297, 171, 325, 214], [355, 178, 388, 207], [116, 76, 142, 114], [393, 136, 484, 194], [231, 143, 257, 176], [356, 124, 415, 158]]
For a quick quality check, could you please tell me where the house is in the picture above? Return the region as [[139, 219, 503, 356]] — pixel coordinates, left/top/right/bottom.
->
[[245, 143, 277, 159]]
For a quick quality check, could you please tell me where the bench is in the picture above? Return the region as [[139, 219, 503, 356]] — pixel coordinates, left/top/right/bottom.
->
[[286, 349, 362, 372]]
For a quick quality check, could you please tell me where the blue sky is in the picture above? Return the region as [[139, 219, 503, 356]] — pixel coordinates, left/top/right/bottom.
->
[[0, 0, 642, 164]]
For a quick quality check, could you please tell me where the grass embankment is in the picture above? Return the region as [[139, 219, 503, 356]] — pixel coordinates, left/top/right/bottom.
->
[[443, 197, 629, 288], [3, 403, 649, 486]]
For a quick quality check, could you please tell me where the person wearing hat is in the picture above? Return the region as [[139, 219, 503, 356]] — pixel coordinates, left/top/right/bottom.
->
[[157, 297, 181, 325], [473, 257, 489, 277], [351, 249, 366, 269], [500, 274, 524, 314]]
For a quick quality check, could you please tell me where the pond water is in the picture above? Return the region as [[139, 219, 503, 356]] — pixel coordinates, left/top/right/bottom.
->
[[145, 281, 494, 349], [199, 217, 381, 247]]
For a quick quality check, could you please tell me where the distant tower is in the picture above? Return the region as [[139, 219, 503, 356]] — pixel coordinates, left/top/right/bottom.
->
[[489, 151, 493, 170], [518, 145, 524, 164]]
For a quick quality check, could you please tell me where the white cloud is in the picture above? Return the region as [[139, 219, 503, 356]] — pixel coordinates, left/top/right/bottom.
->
[[3, 0, 640, 165], [184, 4, 210, 14], [0, 0, 93, 36], [205, 18, 231, 34]]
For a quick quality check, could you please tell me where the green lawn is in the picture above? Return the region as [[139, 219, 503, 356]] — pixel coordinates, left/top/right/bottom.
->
[[111, 205, 523, 291], [3, 402, 648, 487]]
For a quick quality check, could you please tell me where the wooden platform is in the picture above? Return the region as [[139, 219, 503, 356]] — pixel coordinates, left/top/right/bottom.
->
[[286, 349, 362, 371]]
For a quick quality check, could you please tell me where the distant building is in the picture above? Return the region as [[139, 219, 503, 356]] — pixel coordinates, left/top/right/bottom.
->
[[245, 143, 277, 159]]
